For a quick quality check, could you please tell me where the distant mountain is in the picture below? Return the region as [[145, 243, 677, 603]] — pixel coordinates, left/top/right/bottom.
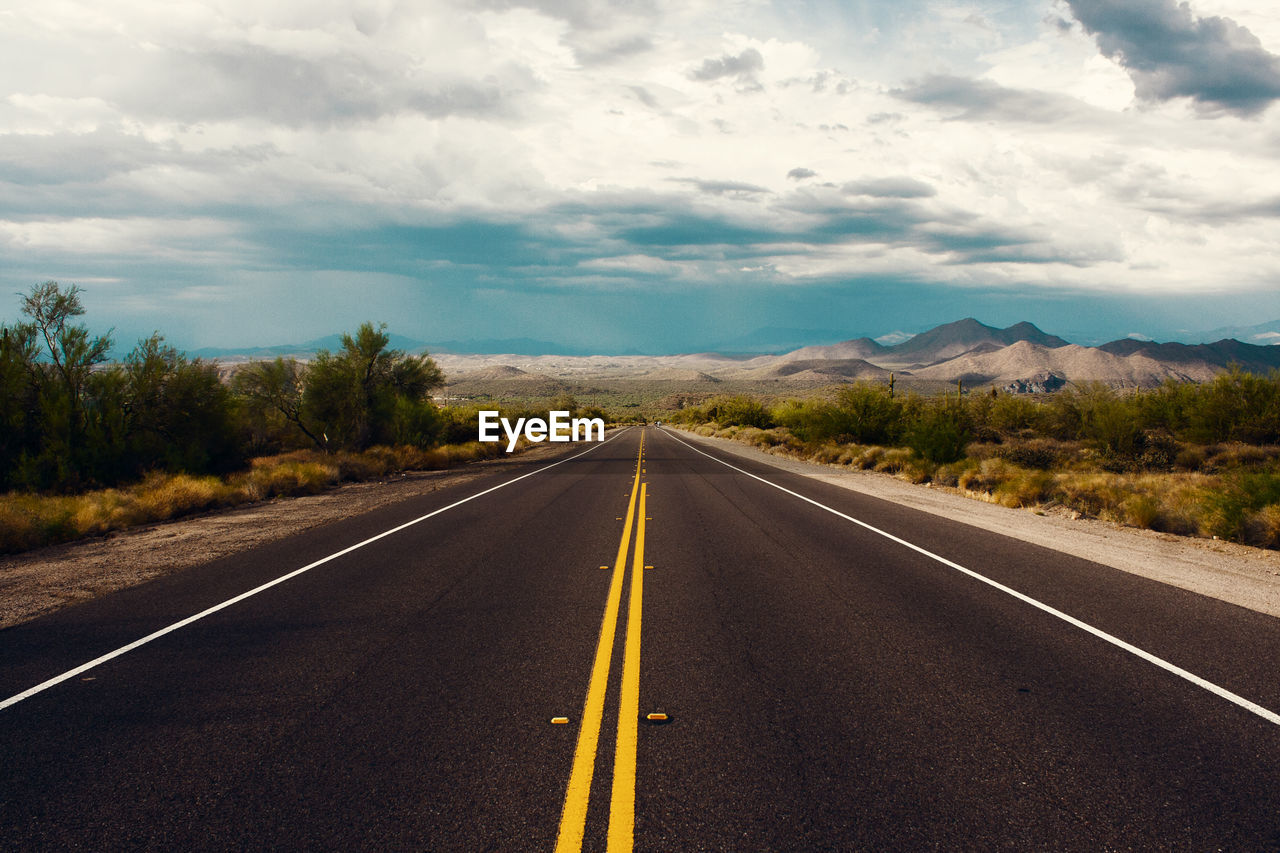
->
[[450, 365, 534, 380], [1097, 339, 1280, 375], [883, 318, 1070, 364], [1184, 319, 1280, 347], [775, 338, 887, 363], [740, 358, 892, 382], [911, 341, 1219, 388], [766, 319, 1070, 371], [753, 319, 1277, 389], [192, 333, 430, 360]]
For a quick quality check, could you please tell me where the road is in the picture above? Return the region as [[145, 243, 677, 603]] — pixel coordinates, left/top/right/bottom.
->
[[3, 426, 1280, 850]]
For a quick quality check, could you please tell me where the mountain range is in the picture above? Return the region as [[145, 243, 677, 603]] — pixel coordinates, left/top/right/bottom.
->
[[198, 318, 1280, 391], [433, 318, 1280, 390]]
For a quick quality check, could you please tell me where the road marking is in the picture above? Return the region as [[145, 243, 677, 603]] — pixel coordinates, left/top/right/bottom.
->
[[552, 717, 570, 725], [555, 432, 644, 852], [0, 429, 635, 714], [608, 482, 647, 852], [659, 428, 1280, 728]]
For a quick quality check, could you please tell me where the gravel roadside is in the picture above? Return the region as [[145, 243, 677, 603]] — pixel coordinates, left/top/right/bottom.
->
[[0, 443, 569, 629]]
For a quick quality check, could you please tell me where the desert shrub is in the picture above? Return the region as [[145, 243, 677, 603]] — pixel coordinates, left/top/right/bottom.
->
[[1077, 385, 1143, 461], [1121, 494, 1161, 529], [773, 399, 844, 444], [810, 443, 846, 464], [1183, 369, 1280, 444], [873, 448, 915, 474], [1134, 431, 1178, 471], [956, 458, 1014, 493], [987, 394, 1046, 435], [702, 396, 772, 429], [833, 385, 903, 445], [1202, 469, 1280, 543], [933, 458, 980, 488], [848, 446, 886, 470], [992, 470, 1054, 508], [907, 403, 971, 464], [1173, 444, 1207, 471], [1245, 505, 1280, 548], [998, 438, 1067, 470], [1055, 473, 1130, 519], [131, 473, 228, 521]]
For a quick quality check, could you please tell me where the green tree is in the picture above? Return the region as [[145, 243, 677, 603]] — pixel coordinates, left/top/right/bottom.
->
[[0, 324, 41, 489], [907, 401, 971, 464], [124, 334, 241, 474], [833, 384, 902, 444], [233, 357, 324, 451], [303, 322, 445, 450], [15, 282, 114, 489]]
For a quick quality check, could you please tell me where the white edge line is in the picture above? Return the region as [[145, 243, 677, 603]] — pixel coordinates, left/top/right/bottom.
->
[[659, 428, 1280, 727], [1, 429, 634, 712]]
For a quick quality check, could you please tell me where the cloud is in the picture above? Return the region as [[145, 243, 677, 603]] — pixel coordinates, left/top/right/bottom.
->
[[786, 168, 817, 181], [0, 129, 172, 185], [689, 48, 765, 85], [843, 177, 936, 199], [893, 74, 1103, 123], [117, 44, 526, 126], [671, 178, 771, 197], [1063, 0, 1280, 116]]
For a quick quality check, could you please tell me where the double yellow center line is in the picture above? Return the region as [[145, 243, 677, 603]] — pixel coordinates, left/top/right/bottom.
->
[[555, 431, 649, 853]]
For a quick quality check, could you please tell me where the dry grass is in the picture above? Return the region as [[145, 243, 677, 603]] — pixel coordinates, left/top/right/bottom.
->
[[0, 440, 519, 555], [675, 424, 1280, 550]]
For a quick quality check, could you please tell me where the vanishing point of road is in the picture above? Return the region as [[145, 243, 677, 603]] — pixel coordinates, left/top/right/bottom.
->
[[3, 426, 1280, 849]]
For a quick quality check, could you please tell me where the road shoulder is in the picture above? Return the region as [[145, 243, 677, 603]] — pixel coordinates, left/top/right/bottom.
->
[[669, 428, 1280, 619], [0, 443, 574, 630]]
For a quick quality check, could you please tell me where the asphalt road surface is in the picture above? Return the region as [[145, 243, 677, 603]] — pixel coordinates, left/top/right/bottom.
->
[[3, 426, 1280, 850]]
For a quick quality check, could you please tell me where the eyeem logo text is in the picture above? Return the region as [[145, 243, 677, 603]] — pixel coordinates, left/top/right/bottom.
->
[[478, 410, 605, 452]]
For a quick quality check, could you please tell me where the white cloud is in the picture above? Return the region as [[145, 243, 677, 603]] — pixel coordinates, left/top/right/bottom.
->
[[1, 0, 1278, 348]]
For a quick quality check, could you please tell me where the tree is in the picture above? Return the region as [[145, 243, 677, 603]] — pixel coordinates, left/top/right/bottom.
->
[[0, 324, 41, 489], [22, 281, 113, 413], [233, 357, 324, 451], [124, 334, 240, 474], [15, 282, 114, 489], [302, 322, 445, 450]]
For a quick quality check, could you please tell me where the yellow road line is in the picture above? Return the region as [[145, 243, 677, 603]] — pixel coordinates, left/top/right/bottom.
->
[[554, 432, 644, 853], [607, 482, 646, 852]]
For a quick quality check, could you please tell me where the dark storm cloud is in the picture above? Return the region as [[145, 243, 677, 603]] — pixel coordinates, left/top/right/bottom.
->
[[689, 48, 765, 83], [548, 187, 1099, 269], [893, 75, 1102, 123], [1064, 0, 1280, 116]]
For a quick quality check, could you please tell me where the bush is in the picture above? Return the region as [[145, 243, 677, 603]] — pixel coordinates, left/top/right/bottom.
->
[[704, 396, 773, 429], [833, 385, 902, 445], [907, 403, 971, 464], [1202, 470, 1280, 543]]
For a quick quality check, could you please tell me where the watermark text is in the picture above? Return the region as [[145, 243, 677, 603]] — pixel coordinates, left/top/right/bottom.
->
[[478, 410, 605, 452]]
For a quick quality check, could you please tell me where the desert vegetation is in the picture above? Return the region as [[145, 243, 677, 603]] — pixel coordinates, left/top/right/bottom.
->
[[671, 376, 1280, 549], [0, 282, 599, 553]]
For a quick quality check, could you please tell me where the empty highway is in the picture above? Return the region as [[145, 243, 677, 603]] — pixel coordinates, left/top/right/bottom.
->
[[3, 426, 1280, 850]]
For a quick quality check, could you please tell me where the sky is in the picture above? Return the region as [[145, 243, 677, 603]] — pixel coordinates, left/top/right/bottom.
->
[[2, 0, 1280, 354]]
